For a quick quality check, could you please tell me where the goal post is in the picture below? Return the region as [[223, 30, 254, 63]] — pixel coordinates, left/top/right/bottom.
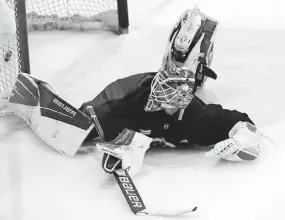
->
[[15, 0, 31, 74], [117, 0, 129, 34]]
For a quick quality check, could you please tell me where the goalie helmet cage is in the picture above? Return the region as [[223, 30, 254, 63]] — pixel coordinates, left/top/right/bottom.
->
[[0, 0, 129, 116]]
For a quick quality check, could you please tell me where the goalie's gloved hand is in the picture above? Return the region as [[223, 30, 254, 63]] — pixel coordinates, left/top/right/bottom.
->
[[96, 129, 152, 177], [205, 121, 262, 161]]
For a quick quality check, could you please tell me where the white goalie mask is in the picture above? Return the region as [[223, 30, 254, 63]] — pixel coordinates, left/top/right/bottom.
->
[[161, 6, 218, 76], [145, 67, 195, 112]]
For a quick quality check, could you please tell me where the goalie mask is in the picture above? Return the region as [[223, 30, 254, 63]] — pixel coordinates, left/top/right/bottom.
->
[[161, 6, 218, 78], [145, 67, 195, 112]]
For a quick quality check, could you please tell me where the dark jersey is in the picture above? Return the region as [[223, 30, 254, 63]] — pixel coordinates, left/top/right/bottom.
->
[[80, 72, 253, 146]]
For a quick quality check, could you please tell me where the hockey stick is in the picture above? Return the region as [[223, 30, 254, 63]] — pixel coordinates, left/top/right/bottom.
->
[[86, 106, 197, 216]]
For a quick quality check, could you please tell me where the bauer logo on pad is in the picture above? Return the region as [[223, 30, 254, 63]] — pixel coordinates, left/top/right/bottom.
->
[[53, 98, 77, 117], [38, 82, 92, 130]]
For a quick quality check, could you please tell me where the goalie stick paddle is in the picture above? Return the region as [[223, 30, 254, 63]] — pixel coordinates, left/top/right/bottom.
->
[[113, 169, 146, 214], [86, 106, 145, 214], [86, 106, 198, 216]]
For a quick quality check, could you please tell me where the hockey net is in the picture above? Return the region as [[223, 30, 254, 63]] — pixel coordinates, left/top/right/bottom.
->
[[25, 0, 128, 33], [0, 39, 18, 117], [0, 0, 129, 117], [0, 1, 20, 117]]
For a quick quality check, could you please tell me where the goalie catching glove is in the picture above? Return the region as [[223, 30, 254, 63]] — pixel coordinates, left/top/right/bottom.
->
[[96, 129, 152, 177], [205, 121, 262, 161]]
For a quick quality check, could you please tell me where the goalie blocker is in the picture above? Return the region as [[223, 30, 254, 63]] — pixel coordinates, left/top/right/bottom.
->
[[7, 73, 94, 157]]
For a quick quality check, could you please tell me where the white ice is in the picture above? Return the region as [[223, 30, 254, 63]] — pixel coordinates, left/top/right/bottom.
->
[[1, 0, 285, 220]]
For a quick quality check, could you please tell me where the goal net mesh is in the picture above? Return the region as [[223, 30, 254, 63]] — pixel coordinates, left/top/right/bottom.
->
[[0, 1, 20, 116], [25, 0, 119, 31], [1, 0, 127, 117]]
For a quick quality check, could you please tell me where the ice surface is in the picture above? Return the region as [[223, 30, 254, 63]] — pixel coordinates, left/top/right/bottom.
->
[[1, 0, 285, 220]]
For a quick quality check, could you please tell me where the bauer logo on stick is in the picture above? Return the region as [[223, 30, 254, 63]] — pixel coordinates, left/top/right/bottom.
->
[[114, 170, 146, 214]]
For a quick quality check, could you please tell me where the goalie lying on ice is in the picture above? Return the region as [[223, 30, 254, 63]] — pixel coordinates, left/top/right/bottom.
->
[[5, 6, 262, 177], [7, 69, 262, 177], [79, 67, 262, 176], [7, 67, 262, 172]]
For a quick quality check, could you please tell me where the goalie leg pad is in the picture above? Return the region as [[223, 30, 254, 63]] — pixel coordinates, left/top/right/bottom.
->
[[8, 73, 94, 157]]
